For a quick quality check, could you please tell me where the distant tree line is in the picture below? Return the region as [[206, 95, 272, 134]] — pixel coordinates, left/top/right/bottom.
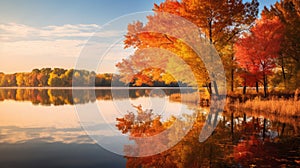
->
[[0, 68, 186, 87]]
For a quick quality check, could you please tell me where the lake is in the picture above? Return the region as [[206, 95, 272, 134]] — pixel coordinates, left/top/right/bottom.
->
[[0, 88, 299, 167]]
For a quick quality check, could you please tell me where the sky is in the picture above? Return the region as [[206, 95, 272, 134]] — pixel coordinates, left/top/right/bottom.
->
[[0, 0, 278, 73]]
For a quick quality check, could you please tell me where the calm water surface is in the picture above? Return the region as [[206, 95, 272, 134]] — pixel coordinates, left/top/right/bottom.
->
[[0, 88, 299, 167]]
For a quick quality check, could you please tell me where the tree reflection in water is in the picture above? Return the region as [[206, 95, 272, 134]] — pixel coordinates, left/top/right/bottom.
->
[[0, 89, 187, 105], [116, 105, 300, 167], [0, 89, 299, 166]]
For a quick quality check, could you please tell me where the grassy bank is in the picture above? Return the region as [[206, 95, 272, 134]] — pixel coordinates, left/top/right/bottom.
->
[[169, 90, 300, 118], [229, 98, 300, 118]]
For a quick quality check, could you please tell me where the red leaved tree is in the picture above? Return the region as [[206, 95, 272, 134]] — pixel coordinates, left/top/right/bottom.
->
[[235, 15, 284, 97]]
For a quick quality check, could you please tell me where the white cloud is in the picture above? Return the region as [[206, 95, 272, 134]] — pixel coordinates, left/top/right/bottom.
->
[[0, 23, 124, 41], [0, 40, 84, 58], [0, 23, 131, 73]]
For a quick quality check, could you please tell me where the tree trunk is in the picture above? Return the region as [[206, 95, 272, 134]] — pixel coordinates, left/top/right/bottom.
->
[[243, 85, 247, 95], [280, 123, 286, 136], [231, 67, 234, 92], [231, 54, 234, 92], [212, 80, 219, 96], [206, 83, 212, 95], [280, 54, 287, 88], [208, 19, 220, 97], [231, 112, 234, 141], [256, 81, 259, 93], [208, 19, 212, 44], [263, 74, 268, 98], [263, 118, 266, 141], [243, 78, 247, 95]]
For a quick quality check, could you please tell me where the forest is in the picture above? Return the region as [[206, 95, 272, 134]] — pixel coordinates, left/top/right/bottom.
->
[[1, 0, 299, 98], [116, 0, 300, 98], [0, 68, 185, 87], [112, 1, 300, 166], [0, 0, 299, 167]]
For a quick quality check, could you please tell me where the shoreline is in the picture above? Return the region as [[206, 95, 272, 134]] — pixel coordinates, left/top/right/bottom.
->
[[0, 86, 198, 90]]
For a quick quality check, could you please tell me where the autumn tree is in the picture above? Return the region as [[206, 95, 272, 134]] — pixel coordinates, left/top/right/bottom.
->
[[16, 73, 25, 86], [37, 68, 51, 86], [0, 68, 183, 87], [0, 74, 16, 86], [28, 69, 39, 86], [235, 15, 284, 97], [263, 0, 300, 90], [61, 69, 74, 86], [48, 73, 63, 87], [118, 0, 259, 94]]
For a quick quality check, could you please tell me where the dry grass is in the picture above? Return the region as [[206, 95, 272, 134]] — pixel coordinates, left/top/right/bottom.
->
[[169, 92, 200, 104], [169, 88, 211, 105], [169, 89, 300, 119], [231, 97, 300, 118]]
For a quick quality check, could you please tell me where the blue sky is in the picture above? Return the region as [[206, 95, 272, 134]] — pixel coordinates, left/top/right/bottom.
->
[[0, 0, 278, 73], [0, 0, 278, 26], [0, 0, 164, 27]]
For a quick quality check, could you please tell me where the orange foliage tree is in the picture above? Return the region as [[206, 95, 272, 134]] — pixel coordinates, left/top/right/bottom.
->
[[263, 0, 300, 89], [117, 0, 259, 92], [235, 15, 284, 97]]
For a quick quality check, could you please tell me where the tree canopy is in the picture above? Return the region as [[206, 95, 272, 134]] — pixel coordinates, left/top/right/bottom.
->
[[235, 15, 284, 97], [117, 0, 259, 93]]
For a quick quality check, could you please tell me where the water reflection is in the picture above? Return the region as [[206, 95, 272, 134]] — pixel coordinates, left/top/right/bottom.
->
[[0, 96, 128, 167], [0, 88, 192, 105], [0, 88, 299, 167], [0, 124, 94, 144], [116, 105, 300, 167], [0, 88, 194, 167]]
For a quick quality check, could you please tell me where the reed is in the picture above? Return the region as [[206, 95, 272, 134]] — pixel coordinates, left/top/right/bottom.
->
[[169, 92, 200, 104], [231, 97, 300, 118]]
